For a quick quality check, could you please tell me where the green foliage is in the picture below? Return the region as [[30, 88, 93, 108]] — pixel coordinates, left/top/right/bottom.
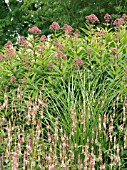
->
[[0, 0, 127, 48], [0, 22, 127, 169]]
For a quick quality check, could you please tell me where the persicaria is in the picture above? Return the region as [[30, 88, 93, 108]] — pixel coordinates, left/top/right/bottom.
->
[[22, 77, 26, 83], [10, 76, 16, 84], [47, 62, 54, 68], [0, 52, 3, 62]]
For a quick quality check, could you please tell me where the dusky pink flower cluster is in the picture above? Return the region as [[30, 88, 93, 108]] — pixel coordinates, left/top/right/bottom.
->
[[19, 36, 29, 47], [37, 44, 45, 52], [49, 22, 73, 34], [49, 21, 60, 31], [4, 40, 13, 49], [104, 13, 112, 23], [72, 29, 80, 40], [4, 40, 16, 59], [28, 26, 41, 34], [113, 18, 125, 26], [122, 13, 127, 21], [55, 51, 67, 60], [113, 13, 127, 26], [55, 40, 65, 51], [85, 14, 100, 24], [40, 35, 47, 41], [62, 24, 73, 34], [85, 13, 127, 27]]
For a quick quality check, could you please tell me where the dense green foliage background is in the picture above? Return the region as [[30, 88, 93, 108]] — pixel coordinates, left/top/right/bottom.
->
[[0, 0, 127, 48]]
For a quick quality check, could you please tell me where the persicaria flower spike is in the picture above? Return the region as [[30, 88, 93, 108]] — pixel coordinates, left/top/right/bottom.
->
[[0, 52, 3, 62], [113, 18, 125, 26], [104, 13, 112, 23], [28, 26, 41, 34], [10, 76, 16, 84], [49, 22, 60, 31], [62, 24, 73, 34], [111, 48, 118, 54], [47, 62, 54, 68], [22, 77, 26, 83], [85, 14, 100, 24]]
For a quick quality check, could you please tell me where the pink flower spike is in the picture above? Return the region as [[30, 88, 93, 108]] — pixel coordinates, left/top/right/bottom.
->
[[48, 62, 54, 68], [28, 26, 41, 34], [0, 52, 3, 62], [49, 22, 60, 31], [22, 77, 26, 82]]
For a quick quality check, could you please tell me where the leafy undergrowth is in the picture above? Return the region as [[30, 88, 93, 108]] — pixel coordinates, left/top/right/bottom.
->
[[0, 18, 127, 169]]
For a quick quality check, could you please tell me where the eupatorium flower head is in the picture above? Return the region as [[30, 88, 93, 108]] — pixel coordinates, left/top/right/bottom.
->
[[62, 24, 73, 34], [85, 14, 100, 24], [28, 26, 41, 34], [113, 18, 125, 26], [49, 22, 60, 31], [122, 13, 127, 21], [104, 13, 112, 23], [40, 35, 47, 41]]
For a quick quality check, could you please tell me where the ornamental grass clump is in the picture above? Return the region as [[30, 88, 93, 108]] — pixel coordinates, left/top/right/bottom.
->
[[0, 13, 127, 169], [0, 81, 127, 169]]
